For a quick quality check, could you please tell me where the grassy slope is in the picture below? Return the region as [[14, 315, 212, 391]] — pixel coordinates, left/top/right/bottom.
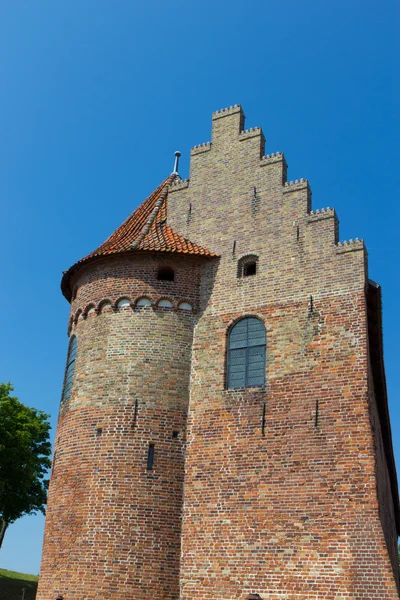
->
[[0, 569, 38, 600]]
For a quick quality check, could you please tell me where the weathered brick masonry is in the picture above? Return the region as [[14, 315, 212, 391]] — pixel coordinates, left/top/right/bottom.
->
[[37, 105, 399, 599]]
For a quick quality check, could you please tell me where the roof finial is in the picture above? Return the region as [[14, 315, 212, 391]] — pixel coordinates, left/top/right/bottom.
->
[[172, 151, 181, 175]]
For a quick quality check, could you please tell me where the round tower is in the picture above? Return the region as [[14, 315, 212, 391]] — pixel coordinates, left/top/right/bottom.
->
[[37, 174, 217, 600]]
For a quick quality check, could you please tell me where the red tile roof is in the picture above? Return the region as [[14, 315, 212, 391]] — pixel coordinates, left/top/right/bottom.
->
[[61, 173, 217, 300]]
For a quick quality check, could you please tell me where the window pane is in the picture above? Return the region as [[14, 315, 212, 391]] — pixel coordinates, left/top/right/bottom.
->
[[227, 317, 266, 389], [229, 320, 248, 349], [158, 299, 173, 308], [247, 345, 265, 386], [63, 337, 77, 400], [228, 348, 246, 388], [247, 318, 266, 347], [68, 348, 77, 364], [68, 337, 77, 362], [137, 298, 151, 307], [178, 302, 193, 311]]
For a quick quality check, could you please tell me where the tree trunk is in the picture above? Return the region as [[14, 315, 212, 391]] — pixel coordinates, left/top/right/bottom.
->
[[0, 518, 8, 548]]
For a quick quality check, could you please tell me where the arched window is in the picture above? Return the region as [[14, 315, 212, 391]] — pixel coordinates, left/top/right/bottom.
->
[[157, 299, 173, 309], [136, 297, 152, 308], [117, 298, 130, 309], [62, 336, 78, 401], [157, 267, 175, 282], [178, 302, 193, 311], [227, 317, 266, 389]]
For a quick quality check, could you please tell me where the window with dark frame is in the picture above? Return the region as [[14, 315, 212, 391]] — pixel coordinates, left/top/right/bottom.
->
[[62, 336, 78, 401], [227, 317, 266, 389]]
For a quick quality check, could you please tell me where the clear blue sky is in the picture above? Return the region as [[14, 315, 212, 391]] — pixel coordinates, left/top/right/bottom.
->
[[0, 0, 399, 576]]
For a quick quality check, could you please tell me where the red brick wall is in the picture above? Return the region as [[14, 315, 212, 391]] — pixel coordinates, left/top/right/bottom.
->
[[180, 295, 398, 599]]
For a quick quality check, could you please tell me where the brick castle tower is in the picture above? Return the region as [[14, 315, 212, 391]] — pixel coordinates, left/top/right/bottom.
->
[[37, 105, 400, 599]]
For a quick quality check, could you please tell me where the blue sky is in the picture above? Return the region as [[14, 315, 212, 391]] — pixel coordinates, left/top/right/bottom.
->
[[0, 0, 399, 576]]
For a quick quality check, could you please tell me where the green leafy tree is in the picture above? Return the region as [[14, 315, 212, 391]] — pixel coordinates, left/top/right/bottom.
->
[[0, 383, 51, 548]]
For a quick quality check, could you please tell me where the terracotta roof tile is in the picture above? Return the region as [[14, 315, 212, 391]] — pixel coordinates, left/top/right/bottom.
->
[[61, 173, 217, 300]]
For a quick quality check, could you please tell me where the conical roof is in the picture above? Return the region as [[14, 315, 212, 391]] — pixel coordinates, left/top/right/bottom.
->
[[61, 173, 217, 300]]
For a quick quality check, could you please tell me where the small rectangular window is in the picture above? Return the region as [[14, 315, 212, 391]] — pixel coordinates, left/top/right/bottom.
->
[[147, 444, 155, 470]]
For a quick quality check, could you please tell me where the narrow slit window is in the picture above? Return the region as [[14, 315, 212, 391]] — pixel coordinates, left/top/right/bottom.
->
[[147, 444, 155, 470], [62, 335, 78, 401]]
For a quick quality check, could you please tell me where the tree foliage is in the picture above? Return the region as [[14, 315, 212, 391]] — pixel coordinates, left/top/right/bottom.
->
[[0, 383, 51, 546]]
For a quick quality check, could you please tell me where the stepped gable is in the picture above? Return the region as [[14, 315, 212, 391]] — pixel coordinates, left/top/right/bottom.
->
[[61, 173, 217, 300]]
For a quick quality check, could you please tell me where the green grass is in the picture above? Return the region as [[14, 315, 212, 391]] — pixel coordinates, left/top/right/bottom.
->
[[0, 569, 38, 600]]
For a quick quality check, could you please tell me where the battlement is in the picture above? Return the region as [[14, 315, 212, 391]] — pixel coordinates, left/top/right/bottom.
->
[[170, 107, 369, 265], [211, 103, 247, 146], [190, 142, 211, 156], [260, 151, 284, 165], [283, 178, 308, 193], [239, 126, 264, 141], [307, 207, 334, 220], [212, 104, 243, 120], [336, 238, 365, 253]]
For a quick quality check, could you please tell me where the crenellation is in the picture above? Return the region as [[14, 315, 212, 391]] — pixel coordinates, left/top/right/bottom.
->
[[239, 126, 263, 139], [190, 142, 211, 156], [283, 178, 308, 190], [307, 207, 335, 219], [211, 104, 245, 145], [260, 151, 284, 162], [239, 127, 266, 157], [212, 104, 243, 119], [336, 238, 365, 253], [305, 209, 341, 256]]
